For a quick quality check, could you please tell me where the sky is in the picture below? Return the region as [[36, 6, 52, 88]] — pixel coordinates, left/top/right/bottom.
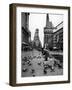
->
[[29, 13, 63, 47]]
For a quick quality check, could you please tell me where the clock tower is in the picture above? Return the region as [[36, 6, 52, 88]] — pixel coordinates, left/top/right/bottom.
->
[[44, 14, 54, 50]]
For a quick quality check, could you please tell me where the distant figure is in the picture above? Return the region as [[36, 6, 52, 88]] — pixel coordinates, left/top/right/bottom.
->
[[42, 48, 49, 61]]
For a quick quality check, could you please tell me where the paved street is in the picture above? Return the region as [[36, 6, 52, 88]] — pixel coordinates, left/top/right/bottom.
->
[[21, 49, 63, 77]]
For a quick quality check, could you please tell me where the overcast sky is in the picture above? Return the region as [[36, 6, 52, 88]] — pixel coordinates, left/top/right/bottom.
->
[[29, 13, 63, 46]]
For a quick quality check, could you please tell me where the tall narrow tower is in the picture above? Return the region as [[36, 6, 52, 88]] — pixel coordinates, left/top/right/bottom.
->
[[33, 29, 42, 50], [44, 14, 54, 50]]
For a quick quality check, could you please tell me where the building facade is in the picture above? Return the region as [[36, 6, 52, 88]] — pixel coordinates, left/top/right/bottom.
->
[[44, 14, 63, 51], [21, 13, 31, 51], [53, 22, 63, 50], [44, 14, 55, 50]]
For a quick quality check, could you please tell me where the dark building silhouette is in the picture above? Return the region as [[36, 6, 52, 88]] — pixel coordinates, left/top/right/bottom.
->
[[44, 14, 55, 50], [32, 29, 42, 50], [21, 13, 31, 51]]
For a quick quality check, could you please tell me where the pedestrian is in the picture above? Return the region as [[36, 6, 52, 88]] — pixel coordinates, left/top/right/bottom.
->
[[44, 50, 49, 61], [42, 48, 49, 61]]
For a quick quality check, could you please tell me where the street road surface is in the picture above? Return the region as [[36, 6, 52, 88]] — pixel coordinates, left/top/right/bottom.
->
[[21, 49, 63, 77]]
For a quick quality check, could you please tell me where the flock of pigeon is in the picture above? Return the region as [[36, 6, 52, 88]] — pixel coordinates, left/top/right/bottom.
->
[[22, 55, 63, 77]]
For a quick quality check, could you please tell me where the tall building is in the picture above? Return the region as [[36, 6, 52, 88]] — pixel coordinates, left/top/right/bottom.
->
[[32, 29, 42, 50], [44, 14, 55, 50], [21, 13, 31, 51], [53, 22, 63, 50]]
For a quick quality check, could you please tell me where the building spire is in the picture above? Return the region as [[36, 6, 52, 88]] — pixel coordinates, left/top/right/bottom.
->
[[33, 28, 42, 50], [46, 14, 49, 27]]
